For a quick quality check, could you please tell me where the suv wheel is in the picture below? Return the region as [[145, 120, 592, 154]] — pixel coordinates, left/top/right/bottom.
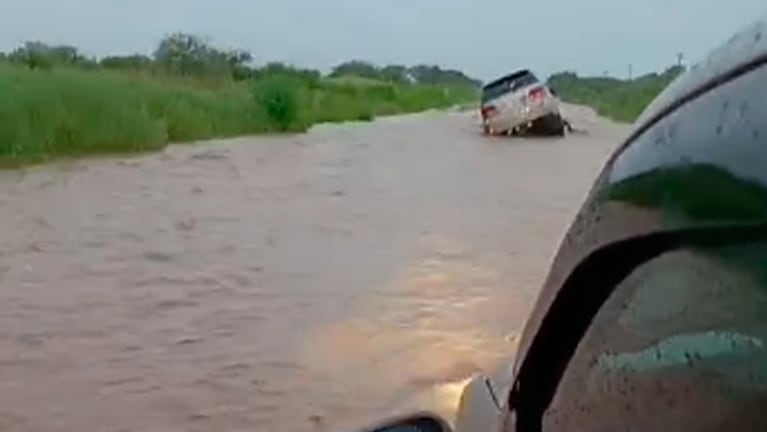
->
[[548, 114, 566, 137]]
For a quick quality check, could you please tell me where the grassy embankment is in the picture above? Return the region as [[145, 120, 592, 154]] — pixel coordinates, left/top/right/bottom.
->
[[0, 60, 477, 167], [0, 65, 477, 166], [547, 65, 685, 123]]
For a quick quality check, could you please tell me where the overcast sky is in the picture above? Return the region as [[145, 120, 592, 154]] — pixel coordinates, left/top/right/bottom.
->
[[1, 0, 766, 80]]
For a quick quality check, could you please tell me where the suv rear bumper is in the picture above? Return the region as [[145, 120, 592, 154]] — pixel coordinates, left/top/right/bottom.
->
[[485, 101, 559, 132]]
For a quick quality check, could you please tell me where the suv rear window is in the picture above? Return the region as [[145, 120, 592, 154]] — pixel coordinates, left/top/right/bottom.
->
[[482, 70, 539, 103]]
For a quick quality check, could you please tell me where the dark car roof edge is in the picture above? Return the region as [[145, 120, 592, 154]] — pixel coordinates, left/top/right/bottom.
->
[[482, 69, 535, 89]]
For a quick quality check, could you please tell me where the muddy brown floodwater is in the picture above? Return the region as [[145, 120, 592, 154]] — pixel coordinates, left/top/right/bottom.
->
[[0, 105, 628, 432]]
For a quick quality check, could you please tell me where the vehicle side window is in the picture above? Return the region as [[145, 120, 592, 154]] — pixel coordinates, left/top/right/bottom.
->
[[482, 81, 512, 102], [543, 242, 767, 431], [510, 74, 538, 92]]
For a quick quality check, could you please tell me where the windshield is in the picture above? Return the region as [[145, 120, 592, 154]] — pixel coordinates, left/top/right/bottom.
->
[[482, 71, 539, 102]]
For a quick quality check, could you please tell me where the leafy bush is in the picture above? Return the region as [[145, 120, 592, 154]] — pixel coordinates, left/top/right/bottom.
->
[[0, 65, 271, 165], [251, 75, 305, 132]]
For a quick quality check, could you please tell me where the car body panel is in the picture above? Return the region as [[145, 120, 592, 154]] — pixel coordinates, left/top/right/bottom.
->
[[484, 92, 560, 133], [453, 350, 519, 431], [451, 374, 505, 432], [481, 70, 562, 133], [512, 17, 767, 379], [344, 375, 503, 432], [340, 379, 467, 432], [346, 349, 521, 432]]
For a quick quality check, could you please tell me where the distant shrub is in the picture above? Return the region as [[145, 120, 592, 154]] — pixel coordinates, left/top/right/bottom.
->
[[355, 110, 374, 122], [252, 75, 305, 132]]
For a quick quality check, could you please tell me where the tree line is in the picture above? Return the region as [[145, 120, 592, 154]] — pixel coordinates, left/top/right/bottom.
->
[[546, 65, 686, 122], [1, 33, 481, 88]]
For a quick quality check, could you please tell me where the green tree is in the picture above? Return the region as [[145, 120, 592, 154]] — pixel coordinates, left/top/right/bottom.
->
[[379, 64, 410, 84], [152, 32, 252, 79], [330, 60, 380, 79], [546, 66, 685, 122], [8, 41, 95, 70], [408, 64, 480, 87]]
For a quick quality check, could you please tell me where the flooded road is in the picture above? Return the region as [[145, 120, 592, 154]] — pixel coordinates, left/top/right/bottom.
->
[[0, 105, 628, 432]]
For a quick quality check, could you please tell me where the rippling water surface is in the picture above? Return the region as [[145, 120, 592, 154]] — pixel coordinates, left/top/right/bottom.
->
[[0, 107, 626, 431]]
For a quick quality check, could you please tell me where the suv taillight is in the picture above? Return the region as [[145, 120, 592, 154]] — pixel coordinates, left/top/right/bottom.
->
[[481, 105, 498, 118], [528, 86, 546, 103]]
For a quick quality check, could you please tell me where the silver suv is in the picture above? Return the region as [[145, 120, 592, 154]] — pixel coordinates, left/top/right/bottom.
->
[[480, 69, 566, 136]]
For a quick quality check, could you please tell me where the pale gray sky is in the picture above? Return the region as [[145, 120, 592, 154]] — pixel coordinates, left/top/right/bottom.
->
[[2, 0, 766, 80]]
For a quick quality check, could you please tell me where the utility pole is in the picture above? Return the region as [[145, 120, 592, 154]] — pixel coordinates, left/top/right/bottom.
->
[[628, 64, 633, 80]]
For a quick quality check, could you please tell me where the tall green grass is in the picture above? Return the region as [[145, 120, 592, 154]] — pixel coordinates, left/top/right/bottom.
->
[[0, 63, 477, 166]]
